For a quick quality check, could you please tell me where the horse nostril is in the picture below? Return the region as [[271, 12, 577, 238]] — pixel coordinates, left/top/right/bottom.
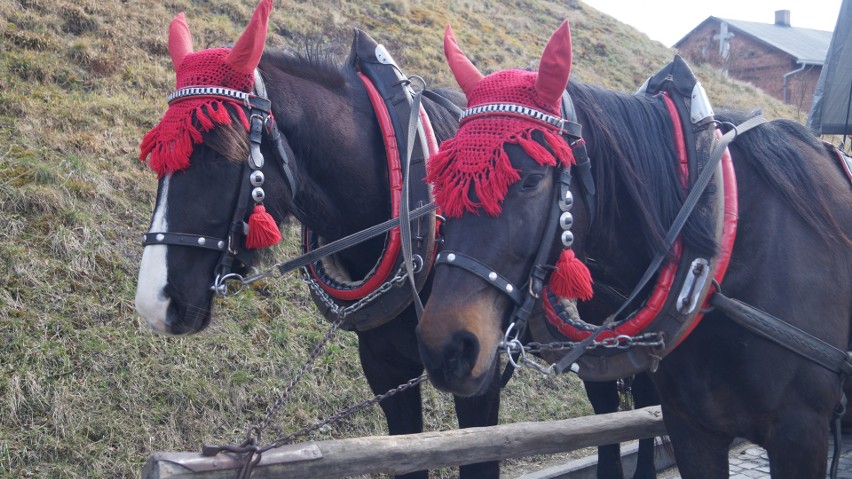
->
[[445, 330, 480, 379]]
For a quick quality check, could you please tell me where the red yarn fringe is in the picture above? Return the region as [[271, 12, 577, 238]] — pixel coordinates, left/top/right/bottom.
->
[[427, 138, 521, 218], [245, 204, 282, 249], [549, 249, 593, 301], [139, 100, 249, 177]]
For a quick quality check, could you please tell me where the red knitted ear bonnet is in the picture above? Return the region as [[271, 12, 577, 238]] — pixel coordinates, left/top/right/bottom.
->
[[139, 0, 272, 177], [139, 48, 254, 176], [138, 0, 282, 250], [426, 70, 575, 217], [427, 22, 575, 218]]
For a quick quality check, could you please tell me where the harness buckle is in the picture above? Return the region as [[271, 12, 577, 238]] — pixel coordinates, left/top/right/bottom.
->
[[676, 258, 711, 315]]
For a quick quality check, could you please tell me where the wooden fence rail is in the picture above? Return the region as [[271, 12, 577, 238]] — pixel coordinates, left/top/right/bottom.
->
[[143, 405, 665, 479]]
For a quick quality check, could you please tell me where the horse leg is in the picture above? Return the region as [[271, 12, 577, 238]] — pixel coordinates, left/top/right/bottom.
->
[[356, 313, 428, 479], [454, 361, 501, 478], [660, 403, 731, 479], [764, 409, 830, 478], [584, 380, 625, 479], [630, 373, 659, 479]]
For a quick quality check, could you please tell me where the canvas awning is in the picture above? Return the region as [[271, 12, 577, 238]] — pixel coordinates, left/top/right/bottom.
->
[[808, 0, 852, 135]]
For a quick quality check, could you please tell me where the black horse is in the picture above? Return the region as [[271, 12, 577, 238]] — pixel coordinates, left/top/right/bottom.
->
[[417, 20, 852, 478], [133, 2, 499, 478]]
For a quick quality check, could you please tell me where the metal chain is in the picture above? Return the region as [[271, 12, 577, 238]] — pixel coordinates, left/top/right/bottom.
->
[[240, 265, 412, 444], [251, 317, 346, 443], [218, 371, 427, 479], [203, 265, 423, 474], [301, 265, 409, 319], [259, 374, 428, 452], [523, 331, 666, 354], [498, 332, 666, 377]]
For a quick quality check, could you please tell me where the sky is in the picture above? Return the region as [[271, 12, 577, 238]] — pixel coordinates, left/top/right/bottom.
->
[[581, 0, 843, 46]]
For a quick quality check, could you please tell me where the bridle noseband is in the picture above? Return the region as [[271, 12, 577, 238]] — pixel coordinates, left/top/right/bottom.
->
[[141, 71, 298, 295]]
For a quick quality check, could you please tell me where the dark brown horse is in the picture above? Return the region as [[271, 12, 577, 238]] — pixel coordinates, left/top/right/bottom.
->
[[417, 20, 852, 478], [133, 2, 499, 478]]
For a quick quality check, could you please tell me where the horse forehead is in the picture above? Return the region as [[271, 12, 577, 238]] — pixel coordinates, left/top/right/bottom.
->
[[467, 70, 556, 114], [175, 48, 253, 91]]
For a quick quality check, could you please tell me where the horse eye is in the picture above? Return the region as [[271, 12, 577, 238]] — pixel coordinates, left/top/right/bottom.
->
[[521, 174, 544, 189]]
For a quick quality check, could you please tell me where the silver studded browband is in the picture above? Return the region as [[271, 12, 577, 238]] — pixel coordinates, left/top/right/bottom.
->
[[167, 86, 252, 105], [459, 103, 566, 131]]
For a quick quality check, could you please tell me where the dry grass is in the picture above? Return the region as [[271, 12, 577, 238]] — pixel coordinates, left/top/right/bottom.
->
[[0, 0, 802, 477]]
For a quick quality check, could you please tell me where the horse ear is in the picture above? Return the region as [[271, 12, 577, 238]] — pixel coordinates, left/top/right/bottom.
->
[[168, 12, 193, 72], [225, 0, 273, 74], [535, 20, 572, 106], [444, 25, 483, 97]]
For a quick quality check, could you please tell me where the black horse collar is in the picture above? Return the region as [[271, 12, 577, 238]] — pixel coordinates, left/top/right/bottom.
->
[[300, 29, 438, 331]]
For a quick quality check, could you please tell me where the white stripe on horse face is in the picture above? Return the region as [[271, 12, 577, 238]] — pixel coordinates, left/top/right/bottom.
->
[[135, 174, 172, 334]]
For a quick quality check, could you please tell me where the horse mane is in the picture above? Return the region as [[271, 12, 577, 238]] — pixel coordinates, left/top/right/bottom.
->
[[261, 46, 349, 90], [421, 87, 465, 143], [568, 82, 719, 260], [252, 42, 462, 241], [715, 109, 852, 247]]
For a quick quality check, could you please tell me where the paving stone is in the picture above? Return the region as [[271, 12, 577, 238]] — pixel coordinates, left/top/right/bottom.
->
[[655, 432, 852, 478]]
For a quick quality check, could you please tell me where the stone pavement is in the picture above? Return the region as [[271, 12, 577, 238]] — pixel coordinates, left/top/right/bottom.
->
[[515, 432, 852, 478], [657, 432, 852, 478]]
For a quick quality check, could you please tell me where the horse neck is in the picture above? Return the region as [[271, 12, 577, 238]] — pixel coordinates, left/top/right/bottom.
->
[[267, 67, 389, 229], [570, 83, 676, 288]]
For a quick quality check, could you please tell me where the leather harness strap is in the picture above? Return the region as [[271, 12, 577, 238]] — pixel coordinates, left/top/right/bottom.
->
[[711, 292, 852, 376]]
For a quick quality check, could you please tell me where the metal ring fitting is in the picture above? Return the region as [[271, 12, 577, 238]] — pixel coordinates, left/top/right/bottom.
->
[[411, 254, 424, 274], [250, 170, 265, 187], [251, 187, 265, 203]]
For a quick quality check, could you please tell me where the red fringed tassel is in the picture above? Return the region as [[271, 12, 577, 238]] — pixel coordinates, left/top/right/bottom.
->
[[245, 204, 282, 249], [549, 249, 594, 301]]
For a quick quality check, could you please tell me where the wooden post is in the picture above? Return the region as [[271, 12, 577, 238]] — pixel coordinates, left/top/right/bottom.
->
[[143, 405, 665, 479]]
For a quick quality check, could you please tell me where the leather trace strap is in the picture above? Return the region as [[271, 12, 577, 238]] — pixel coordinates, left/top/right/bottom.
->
[[399, 79, 426, 318], [278, 203, 437, 278], [711, 293, 852, 376], [422, 88, 464, 118]]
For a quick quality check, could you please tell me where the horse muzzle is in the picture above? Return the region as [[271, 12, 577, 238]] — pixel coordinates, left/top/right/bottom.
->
[[416, 296, 503, 397]]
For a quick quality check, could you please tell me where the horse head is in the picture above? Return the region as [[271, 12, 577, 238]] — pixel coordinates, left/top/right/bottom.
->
[[417, 22, 593, 396], [135, 0, 295, 335]]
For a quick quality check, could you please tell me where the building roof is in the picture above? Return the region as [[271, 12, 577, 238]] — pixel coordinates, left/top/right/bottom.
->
[[675, 16, 833, 65]]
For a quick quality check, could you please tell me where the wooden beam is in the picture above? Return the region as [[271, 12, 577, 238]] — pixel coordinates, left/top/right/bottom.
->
[[143, 405, 665, 479]]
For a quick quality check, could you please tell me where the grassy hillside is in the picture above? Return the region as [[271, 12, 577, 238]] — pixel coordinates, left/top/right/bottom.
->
[[0, 0, 799, 477]]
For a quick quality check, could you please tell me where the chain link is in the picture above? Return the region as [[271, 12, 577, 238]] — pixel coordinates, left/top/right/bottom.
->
[[526, 331, 666, 354], [260, 374, 427, 452], [252, 317, 345, 443], [301, 265, 409, 319], [218, 265, 424, 463], [498, 331, 666, 377]]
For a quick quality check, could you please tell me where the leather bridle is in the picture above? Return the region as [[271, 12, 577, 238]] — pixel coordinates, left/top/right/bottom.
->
[[434, 93, 595, 346], [141, 71, 298, 295]]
